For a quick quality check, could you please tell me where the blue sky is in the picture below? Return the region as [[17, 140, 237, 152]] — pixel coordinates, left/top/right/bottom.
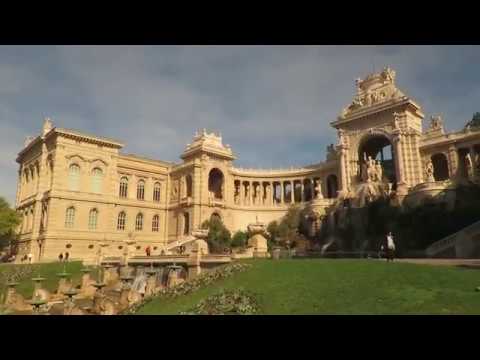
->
[[1, 45, 480, 205]]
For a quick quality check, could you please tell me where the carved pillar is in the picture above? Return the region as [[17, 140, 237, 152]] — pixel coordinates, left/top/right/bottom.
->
[[393, 133, 408, 195], [260, 183, 264, 205], [448, 146, 458, 179], [290, 181, 294, 203], [338, 145, 348, 195], [248, 181, 253, 206], [280, 181, 284, 204], [301, 181, 305, 202], [16, 168, 22, 208]]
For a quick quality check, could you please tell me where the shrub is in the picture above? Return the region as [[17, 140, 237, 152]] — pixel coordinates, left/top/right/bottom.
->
[[231, 231, 248, 248], [180, 289, 259, 315], [201, 217, 231, 253]]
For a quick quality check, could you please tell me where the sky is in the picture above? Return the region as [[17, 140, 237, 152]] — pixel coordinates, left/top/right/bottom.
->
[[1, 45, 480, 205]]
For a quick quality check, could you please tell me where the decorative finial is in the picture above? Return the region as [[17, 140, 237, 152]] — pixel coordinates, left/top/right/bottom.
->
[[42, 117, 53, 136]]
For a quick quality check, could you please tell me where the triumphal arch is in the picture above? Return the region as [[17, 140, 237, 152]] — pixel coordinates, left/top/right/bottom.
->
[[13, 67, 480, 262]]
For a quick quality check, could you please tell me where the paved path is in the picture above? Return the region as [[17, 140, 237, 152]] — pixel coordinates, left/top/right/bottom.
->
[[386, 258, 480, 267]]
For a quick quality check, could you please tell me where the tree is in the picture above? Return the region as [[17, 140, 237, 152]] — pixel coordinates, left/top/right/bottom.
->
[[466, 112, 480, 128], [267, 205, 303, 248], [201, 216, 231, 253], [231, 230, 248, 248], [0, 197, 21, 251]]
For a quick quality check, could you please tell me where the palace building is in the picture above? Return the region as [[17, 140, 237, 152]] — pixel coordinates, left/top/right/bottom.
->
[[14, 67, 480, 262]]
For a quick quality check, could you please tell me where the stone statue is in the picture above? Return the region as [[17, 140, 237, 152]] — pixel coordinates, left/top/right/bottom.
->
[[265, 184, 271, 203], [245, 183, 250, 204], [234, 183, 240, 204], [254, 183, 260, 205], [430, 115, 443, 130], [24, 136, 34, 148], [171, 182, 179, 200], [382, 67, 396, 84], [375, 160, 383, 182], [338, 129, 346, 145], [314, 179, 323, 200], [393, 112, 401, 130], [180, 177, 186, 198], [466, 153, 474, 180], [327, 144, 336, 159], [425, 159, 435, 182], [366, 156, 376, 182]]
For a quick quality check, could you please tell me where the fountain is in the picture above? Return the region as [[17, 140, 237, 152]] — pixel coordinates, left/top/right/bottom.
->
[[79, 267, 97, 298], [166, 263, 184, 288], [3, 280, 31, 312], [247, 216, 269, 258], [62, 287, 83, 315], [55, 265, 72, 298], [31, 275, 50, 303], [145, 263, 159, 296], [29, 294, 47, 314]]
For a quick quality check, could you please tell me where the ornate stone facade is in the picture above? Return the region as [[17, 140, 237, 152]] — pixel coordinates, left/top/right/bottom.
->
[[14, 67, 480, 262]]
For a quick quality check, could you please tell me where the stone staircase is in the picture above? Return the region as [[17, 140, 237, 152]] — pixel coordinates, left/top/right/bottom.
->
[[426, 220, 480, 258], [160, 235, 197, 253]]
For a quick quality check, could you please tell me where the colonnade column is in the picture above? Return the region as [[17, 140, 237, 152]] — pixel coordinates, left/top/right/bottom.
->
[[338, 144, 348, 195], [290, 181, 294, 203], [393, 132, 408, 195], [248, 181, 253, 206], [448, 145, 458, 179], [280, 182, 284, 204]]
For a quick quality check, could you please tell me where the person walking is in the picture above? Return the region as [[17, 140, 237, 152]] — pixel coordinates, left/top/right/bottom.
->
[[146, 246, 151, 257], [386, 232, 395, 262], [58, 253, 64, 262], [27, 253, 33, 264], [64, 251, 69, 262]]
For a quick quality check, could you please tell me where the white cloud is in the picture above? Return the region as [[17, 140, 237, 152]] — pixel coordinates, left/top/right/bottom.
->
[[1, 45, 480, 205]]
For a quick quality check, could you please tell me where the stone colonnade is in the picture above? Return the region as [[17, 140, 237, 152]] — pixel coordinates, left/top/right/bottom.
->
[[233, 177, 328, 206]]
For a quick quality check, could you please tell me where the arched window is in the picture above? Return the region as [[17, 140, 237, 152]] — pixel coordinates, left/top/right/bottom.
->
[[88, 208, 98, 230], [119, 177, 128, 198], [135, 213, 144, 231], [208, 168, 224, 200], [137, 180, 145, 200], [29, 208, 34, 231], [186, 175, 193, 197], [68, 164, 80, 191], [431, 153, 449, 181], [183, 212, 190, 235], [65, 207, 75, 228], [23, 210, 28, 233], [326, 174, 339, 199], [91, 168, 103, 193], [152, 215, 159, 232], [117, 211, 126, 231], [153, 182, 161, 202]]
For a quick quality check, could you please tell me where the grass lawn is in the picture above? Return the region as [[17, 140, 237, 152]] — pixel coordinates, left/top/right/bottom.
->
[[0, 261, 97, 300], [136, 259, 480, 315]]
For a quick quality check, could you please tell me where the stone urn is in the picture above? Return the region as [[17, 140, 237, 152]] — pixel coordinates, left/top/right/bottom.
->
[[272, 247, 282, 260], [247, 219, 268, 258]]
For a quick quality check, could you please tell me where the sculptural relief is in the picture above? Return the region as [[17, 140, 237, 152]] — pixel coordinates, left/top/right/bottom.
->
[[425, 159, 435, 182]]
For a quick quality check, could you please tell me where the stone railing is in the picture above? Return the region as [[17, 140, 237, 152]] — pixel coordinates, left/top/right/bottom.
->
[[426, 220, 480, 257]]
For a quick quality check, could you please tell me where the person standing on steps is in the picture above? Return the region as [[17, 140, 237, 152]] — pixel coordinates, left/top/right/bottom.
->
[[386, 232, 395, 262]]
